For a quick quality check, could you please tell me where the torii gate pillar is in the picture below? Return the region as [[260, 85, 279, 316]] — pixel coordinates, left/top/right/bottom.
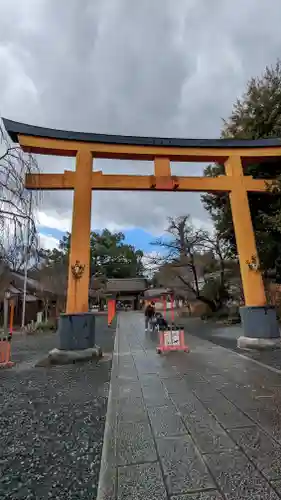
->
[[58, 148, 96, 352], [226, 156, 280, 349]]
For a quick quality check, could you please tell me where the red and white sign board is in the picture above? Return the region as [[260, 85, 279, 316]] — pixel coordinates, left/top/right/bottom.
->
[[157, 328, 189, 354]]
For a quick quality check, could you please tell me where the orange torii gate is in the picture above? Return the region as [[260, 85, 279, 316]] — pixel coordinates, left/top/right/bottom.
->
[[3, 118, 281, 350]]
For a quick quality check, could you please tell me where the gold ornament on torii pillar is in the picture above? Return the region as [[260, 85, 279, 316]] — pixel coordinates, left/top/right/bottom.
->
[[3, 118, 281, 347], [71, 260, 85, 280]]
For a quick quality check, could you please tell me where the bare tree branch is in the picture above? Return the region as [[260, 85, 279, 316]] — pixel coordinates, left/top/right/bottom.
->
[[149, 216, 237, 312], [0, 120, 40, 273]]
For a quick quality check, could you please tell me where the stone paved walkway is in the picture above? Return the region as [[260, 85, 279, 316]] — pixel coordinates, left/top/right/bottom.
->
[[179, 317, 281, 371], [98, 312, 281, 500]]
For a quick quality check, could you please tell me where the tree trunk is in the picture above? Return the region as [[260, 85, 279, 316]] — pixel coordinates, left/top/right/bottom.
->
[[186, 302, 192, 316], [3, 297, 9, 334], [44, 299, 49, 322], [197, 295, 218, 312]]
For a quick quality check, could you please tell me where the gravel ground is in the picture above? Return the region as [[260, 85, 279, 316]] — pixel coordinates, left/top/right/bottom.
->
[[0, 316, 116, 500]]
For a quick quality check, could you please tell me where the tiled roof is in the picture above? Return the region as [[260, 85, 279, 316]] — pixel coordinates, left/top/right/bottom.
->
[[144, 287, 171, 298], [105, 278, 148, 293], [10, 271, 56, 295], [90, 277, 148, 293]]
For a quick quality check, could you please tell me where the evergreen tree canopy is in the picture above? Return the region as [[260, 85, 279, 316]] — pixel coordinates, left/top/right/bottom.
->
[[40, 229, 144, 279], [202, 61, 281, 270]]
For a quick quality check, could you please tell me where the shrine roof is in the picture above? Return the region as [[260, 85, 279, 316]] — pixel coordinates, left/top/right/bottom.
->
[[3, 118, 281, 149], [90, 277, 148, 293]]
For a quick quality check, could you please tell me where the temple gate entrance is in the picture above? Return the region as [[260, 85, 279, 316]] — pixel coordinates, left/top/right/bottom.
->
[[4, 118, 281, 349]]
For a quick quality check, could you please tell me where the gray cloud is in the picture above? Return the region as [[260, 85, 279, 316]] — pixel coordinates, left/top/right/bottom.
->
[[1, 0, 281, 236]]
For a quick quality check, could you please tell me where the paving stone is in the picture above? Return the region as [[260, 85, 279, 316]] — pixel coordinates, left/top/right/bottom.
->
[[134, 360, 159, 374], [230, 426, 281, 480], [195, 390, 253, 429], [170, 492, 223, 500], [171, 389, 205, 411], [205, 449, 280, 499], [208, 400, 253, 429], [139, 373, 163, 387], [162, 377, 190, 394], [157, 367, 183, 379], [205, 373, 231, 390], [118, 366, 139, 381], [116, 354, 134, 365], [189, 381, 222, 404], [271, 480, 281, 497], [117, 462, 168, 500], [117, 420, 157, 465], [156, 435, 215, 496], [182, 372, 208, 385], [142, 384, 172, 407], [219, 385, 268, 412], [179, 401, 236, 454], [140, 378, 166, 394], [130, 347, 144, 355], [245, 407, 281, 443], [117, 396, 148, 423], [132, 353, 147, 363], [148, 405, 187, 437], [117, 381, 143, 400], [145, 353, 165, 364]]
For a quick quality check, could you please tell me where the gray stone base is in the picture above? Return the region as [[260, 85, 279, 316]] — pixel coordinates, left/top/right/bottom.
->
[[237, 336, 281, 351], [58, 312, 96, 350], [36, 346, 102, 367], [239, 305, 280, 348]]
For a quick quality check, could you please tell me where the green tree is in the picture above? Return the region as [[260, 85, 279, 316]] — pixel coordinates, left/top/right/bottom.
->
[[90, 229, 144, 278], [39, 246, 68, 266], [39, 229, 144, 279], [202, 61, 281, 271]]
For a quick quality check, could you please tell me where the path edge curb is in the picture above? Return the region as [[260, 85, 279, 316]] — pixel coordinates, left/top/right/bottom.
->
[[96, 316, 119, 500]]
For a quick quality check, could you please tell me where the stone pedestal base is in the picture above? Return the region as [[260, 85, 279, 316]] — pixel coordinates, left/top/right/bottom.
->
[[35, 312, 102, 367], [237, 336, 281, 350], [58, 312, 96, 350], [238, 305, 280, 350], [36, 346, 102, 367]]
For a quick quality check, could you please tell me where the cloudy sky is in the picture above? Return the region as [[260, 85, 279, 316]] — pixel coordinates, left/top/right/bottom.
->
[[1, 0, 281, 251]]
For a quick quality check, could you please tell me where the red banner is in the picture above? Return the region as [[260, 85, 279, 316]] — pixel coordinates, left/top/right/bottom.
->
[[108, 299, 116, 326]]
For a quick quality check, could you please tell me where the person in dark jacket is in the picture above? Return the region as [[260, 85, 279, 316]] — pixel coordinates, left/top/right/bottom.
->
[[150, 312, 168, 332], [154, 312, 168, 329], [144, 301, 155, 331]]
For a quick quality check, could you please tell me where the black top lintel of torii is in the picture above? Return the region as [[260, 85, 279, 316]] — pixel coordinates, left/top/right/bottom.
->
[[3, 118, 281, 149]]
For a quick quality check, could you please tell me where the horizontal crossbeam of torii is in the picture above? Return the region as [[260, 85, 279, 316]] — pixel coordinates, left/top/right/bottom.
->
[[24, 171, 273, 193], [3, 118, 281, 318]]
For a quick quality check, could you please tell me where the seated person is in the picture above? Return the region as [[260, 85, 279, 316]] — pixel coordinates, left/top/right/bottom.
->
[[152, 312, 168, 330]]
